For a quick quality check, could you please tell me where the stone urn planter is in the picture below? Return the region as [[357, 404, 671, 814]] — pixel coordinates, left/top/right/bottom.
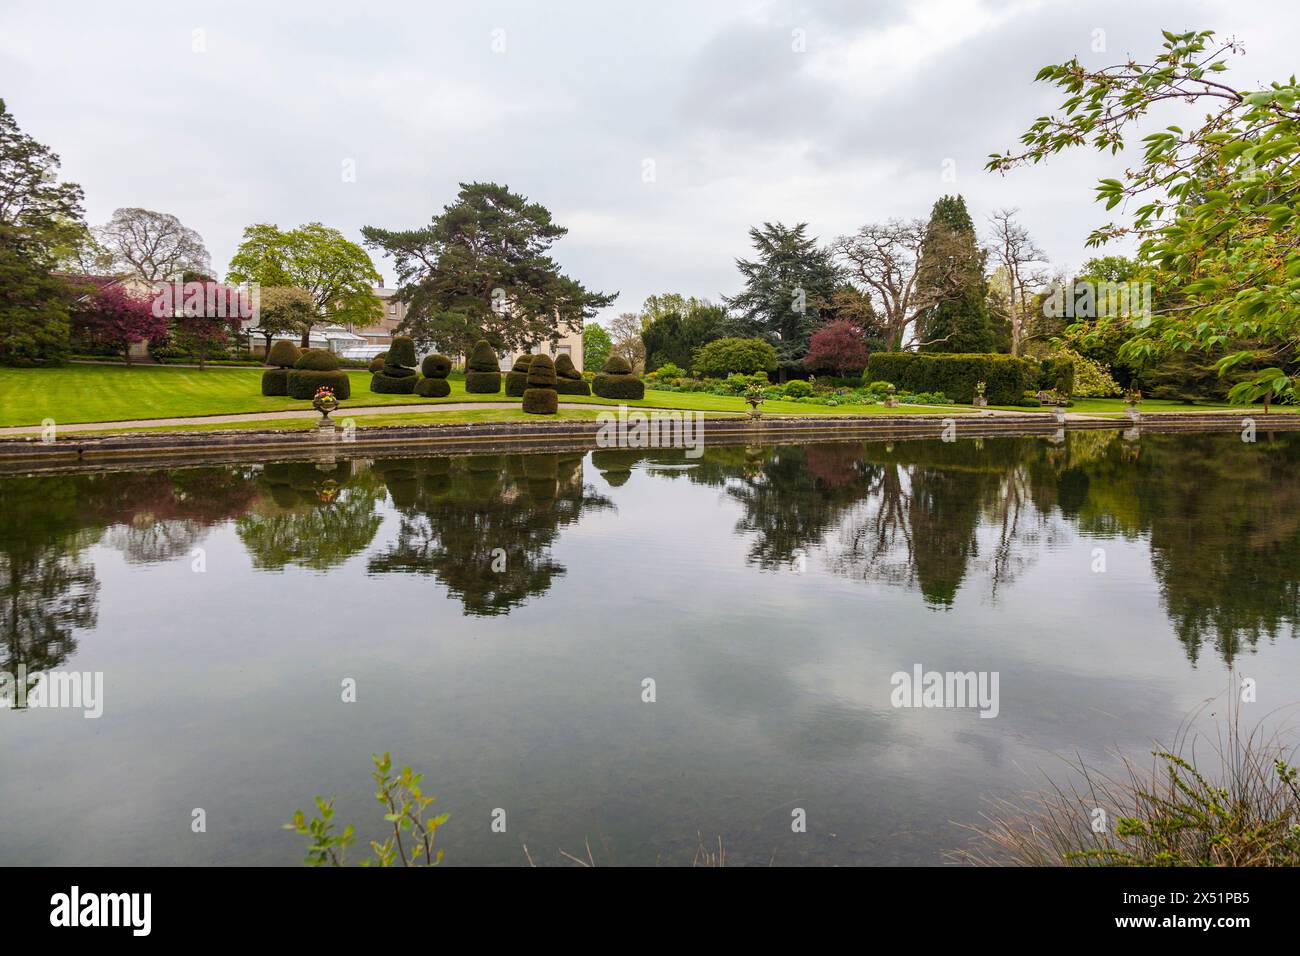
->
[[313, 387, 340, 429]]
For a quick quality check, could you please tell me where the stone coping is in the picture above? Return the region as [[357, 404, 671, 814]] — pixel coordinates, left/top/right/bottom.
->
[[2, 410, 1298, 476]]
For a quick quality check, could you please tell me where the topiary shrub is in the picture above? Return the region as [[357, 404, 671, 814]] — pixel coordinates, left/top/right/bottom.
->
[[526, 353, 557, 388], [369, 335, 420, 394], [603, 353, 633, 375], [522, 388, 558, 414], [368, 352, 388, 373], [554, 353, 581, 379], [287, 369, 351, 400], [370, 366, 417, 394], [552, 353, 588, 393], [261, 367, 288, 395], [592, 353, 645, 400], [465, 340, 501, 393], [415, 377, 451, 398], [421, 353, 451, 379], [295, 349, 342, 372], [386, 336, 418, 368], [505, 354, 535, 397], [522, 353, 559, 414], [267, 340, 302, 368], [556, 376, 590, 395]]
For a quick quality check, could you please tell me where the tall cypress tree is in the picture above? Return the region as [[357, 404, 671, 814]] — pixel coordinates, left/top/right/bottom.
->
[[916, 196, 994, 353]]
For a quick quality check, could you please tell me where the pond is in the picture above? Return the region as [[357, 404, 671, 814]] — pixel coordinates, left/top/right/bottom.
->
[[2, 430, 1298, 865]]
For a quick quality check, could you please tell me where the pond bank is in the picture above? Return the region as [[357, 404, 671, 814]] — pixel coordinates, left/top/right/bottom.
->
[[3, 410, 1298, 474]]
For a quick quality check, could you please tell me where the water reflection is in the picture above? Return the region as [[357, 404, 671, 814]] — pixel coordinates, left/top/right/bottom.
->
[[365, 453, 613, 615], [1, 430, 1298, 668]]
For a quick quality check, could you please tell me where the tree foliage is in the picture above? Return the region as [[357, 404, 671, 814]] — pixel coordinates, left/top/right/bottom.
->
[[228, 222, 380, 346], [95, 207, 211, 282], [916, 195, 995, 353], [0, 98, 86, 365], [989, 29, 1300, 403], [361, 182, 615, 357], [725, 222, 841, 361]]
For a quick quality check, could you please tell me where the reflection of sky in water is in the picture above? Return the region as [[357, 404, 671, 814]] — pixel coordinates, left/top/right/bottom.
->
[[1, 433, 1297, 865]]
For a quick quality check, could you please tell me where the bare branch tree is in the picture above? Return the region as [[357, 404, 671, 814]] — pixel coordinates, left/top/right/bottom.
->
[[96, 207, 212, 282], [832, 219, 976, 350], [985, 209, 1049, 356]]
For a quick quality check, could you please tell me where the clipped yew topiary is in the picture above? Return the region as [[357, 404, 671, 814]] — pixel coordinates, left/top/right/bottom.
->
[[592, 352, 644, 400], [465, 340, 501, 393], [522, 353, 558, 414], [368, 352, 388, 373], [287, 348, 351, 399], [505, 354, 534, 397], [262, 340, 302, 396], [421, 353, 452, 379], [553, 352, 590, 395], [261, 367, 288, 395], [415, 351, 452, 397], [386, 335, 418, 368], [267, 340, 302, 368], [370, 335, 418, 394]]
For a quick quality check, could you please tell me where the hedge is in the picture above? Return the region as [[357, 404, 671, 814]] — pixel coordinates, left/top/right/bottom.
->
[[864, 352, 1037, 405], [522, 388, 558, 414], [295, 349, 341, 372], [261, 368, 288, 395], [287, 369, 351, 400], [421, 353, 451, 378], [368, 353, 388, 373], [267, 340, 302, 368], [415, 377, 451, 398]]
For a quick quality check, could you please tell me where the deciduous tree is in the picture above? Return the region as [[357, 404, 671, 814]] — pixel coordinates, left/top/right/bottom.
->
[[228, 222, 380, 347]]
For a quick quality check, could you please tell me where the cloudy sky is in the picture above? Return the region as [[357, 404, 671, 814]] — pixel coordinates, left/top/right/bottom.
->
[[2, 0, 1294, 326]]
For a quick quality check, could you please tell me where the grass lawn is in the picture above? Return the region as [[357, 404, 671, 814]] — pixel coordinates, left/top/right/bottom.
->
[[0, 364, 965, 427]]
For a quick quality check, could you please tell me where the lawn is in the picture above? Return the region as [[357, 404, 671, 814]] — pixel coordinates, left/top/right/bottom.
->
[[0, 364, 964, 427]]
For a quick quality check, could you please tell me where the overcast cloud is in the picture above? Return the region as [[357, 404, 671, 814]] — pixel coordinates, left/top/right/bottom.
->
[[2, 0, 1295, 325]]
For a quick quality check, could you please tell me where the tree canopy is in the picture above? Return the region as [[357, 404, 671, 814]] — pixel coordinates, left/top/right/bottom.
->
[[227, 222, 380, 346], [989, 28, 1300, 403], [725, 222, 841, 362], [361, 182, 615, 357]]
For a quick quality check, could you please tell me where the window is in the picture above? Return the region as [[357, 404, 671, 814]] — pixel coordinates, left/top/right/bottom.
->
[[388, 304, 396, 314], [556, 345, 571, 356]]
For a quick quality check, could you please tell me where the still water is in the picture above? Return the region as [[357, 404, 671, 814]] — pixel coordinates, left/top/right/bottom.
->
[[2, 431, 1298, 865]]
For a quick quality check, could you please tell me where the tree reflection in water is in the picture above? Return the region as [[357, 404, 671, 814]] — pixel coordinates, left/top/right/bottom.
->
[[1, 430, 1298, 666]]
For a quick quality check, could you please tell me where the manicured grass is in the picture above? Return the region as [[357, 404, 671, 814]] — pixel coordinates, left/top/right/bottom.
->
[[0, 364, 962, 427]]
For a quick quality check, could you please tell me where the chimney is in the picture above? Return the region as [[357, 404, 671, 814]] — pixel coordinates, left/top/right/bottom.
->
[[378, 276, 384, 289]]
